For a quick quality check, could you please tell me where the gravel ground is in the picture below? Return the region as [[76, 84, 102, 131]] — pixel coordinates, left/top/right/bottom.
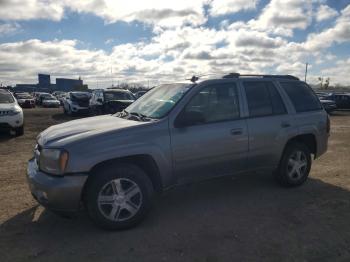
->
[[0, 107, 350, 262]]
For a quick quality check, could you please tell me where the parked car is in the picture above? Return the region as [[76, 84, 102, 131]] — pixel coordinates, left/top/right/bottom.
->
[[63, 92, 91, 115], [332, 93, 350, 109], [320, 99, 337, 113], [37, 93, 53, 106], [27, 74, 329, 230], [0, 89, 24, 136], [52, 91, 66, 98], [42, 95, 61, 108], [134, 90, 147, 99], [16, 93, 35, 108], [56, 93, 67, 105], [89, 89, 136, 115]]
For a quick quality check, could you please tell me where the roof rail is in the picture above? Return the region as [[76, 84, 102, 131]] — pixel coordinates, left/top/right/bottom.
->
[[222, 73, 299, 80]]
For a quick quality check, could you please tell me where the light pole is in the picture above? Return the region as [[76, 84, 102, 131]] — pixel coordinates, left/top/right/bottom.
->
[[304, 62, 309, 82]]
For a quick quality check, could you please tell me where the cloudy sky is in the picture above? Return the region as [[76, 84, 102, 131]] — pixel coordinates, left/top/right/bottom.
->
[[0, 0, 349, 88]]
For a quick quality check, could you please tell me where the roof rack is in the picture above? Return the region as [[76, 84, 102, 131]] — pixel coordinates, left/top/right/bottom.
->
[[222, 73, 299, 80]]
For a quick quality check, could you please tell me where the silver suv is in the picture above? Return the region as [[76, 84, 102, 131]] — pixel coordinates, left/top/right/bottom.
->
[[27, 74, 329, 230]]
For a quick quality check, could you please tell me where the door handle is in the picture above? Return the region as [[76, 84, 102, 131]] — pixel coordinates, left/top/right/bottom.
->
[[281, 122, 291, 128], [231, 128, 243, 135]]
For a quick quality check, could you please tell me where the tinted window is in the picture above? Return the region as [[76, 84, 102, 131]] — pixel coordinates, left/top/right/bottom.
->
[[185, 83, 240, 123], [280, 82, 322, 112], [267, 82, 287, 115], [244, 81, 286, 117]]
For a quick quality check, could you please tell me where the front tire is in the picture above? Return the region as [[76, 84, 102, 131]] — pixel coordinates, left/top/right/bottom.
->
[[275, 142, 311, 187], [85, 164, 154, 230]]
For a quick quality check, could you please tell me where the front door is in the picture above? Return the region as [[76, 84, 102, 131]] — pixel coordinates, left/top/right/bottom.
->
[[170, 82, 248, 183]]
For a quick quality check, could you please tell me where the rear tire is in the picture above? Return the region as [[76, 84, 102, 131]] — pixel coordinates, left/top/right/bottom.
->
[[275, 142, 311, 187], [85, 164, 154, 230]]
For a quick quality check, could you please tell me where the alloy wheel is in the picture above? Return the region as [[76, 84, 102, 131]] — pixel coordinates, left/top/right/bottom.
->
[[97, 178, 142, 222], [286, 150, 308, 181]]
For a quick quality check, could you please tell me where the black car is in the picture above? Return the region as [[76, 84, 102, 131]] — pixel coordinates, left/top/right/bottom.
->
[[89, 89, 136, 115], [332, 93, 350, 109]]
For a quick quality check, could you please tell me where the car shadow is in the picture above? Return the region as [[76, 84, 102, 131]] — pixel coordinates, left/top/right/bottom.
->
[[1, 173, 350, 261], [0, 133, 14, 142]]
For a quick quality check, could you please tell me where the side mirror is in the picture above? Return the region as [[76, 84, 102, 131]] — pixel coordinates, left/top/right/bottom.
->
[[175, 110, 205, 128]]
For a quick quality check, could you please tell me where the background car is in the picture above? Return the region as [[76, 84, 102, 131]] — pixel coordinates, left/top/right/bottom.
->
[[89, 89, 135, 115], [0, 89, 24, 136], [320, 99, 337, 113], [37, 93, 52, 105], [42, 95, 60, 108], [16, 93, 35, 108], [63, 91, 91, 115]]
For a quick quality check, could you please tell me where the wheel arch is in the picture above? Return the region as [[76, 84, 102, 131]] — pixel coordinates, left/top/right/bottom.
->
[[81, 154, 163, 203], [284, 133, 317, 158]]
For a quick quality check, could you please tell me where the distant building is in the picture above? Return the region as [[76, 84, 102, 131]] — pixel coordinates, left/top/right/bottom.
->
[[14, 84, 37, 93], [38, 74, 51, 89], [12, 74, 87, 93], [56, 78, 84, 92]]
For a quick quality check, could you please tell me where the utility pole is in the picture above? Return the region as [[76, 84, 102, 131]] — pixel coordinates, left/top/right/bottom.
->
[[304, 62, 309, 82]]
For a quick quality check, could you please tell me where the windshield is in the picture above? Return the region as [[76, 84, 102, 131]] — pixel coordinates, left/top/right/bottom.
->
[[0, 92, 15, 103], [124, 83, 193, 119], [105, 91, 134, 101], [70, 92, 90, 100]]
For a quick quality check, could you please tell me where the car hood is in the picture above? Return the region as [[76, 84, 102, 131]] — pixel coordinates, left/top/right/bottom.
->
[[43, 99, 59, 102], [38, 115, 147, 147], [0, 103, 16, 110]]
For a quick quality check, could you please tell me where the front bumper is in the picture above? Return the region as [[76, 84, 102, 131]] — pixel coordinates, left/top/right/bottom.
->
[[26, 158, 88, 212], [0, 113, 23, 130]]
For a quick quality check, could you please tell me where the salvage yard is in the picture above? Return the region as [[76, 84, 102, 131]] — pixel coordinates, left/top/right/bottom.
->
[[0, 107, 350, 261]]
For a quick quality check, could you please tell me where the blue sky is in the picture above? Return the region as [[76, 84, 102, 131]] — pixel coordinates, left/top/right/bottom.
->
[[0, 0, 349, 88]]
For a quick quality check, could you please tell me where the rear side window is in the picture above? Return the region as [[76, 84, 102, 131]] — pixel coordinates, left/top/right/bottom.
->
[[280, 82, 322, 112], [244, 81, 287, 117]]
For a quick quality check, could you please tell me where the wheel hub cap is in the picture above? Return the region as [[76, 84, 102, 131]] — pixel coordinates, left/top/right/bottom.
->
[[97, 178, 142, 222], [287, 150, 307, 181]]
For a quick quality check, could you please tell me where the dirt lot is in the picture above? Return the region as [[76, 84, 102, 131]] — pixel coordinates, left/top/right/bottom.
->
[[0, 108, 350, 262]]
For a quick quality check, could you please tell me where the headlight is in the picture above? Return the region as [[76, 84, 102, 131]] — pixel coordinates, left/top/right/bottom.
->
[[8, 106, 22, 116], [39, 149, 69, 175]]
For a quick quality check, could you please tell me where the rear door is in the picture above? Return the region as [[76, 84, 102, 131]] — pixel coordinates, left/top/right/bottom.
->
[[170, 82, 249, 183], [242, 80, 295, 170]]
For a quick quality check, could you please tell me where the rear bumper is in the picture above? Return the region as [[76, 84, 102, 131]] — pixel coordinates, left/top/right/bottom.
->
[[26, 158, 88, 212]]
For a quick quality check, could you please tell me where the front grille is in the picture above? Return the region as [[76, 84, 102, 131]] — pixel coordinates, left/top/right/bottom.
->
[[0, 111, 10, 116], [77, 100, 89, 107]]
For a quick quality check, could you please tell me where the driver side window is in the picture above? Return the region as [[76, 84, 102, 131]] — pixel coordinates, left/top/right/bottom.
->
[[185, 83, 240, 124]]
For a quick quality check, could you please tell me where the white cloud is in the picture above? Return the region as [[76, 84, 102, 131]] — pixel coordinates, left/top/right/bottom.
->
[[315, 4, 338, 22], [0, 22, 20, 36], [305, 4, 350, 50], [0, 0, 64, 21], [248, 0, 314, 36], [0, 0, 208, 28], [320, 58, 350, 85], [209, 0, 258, 16]]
